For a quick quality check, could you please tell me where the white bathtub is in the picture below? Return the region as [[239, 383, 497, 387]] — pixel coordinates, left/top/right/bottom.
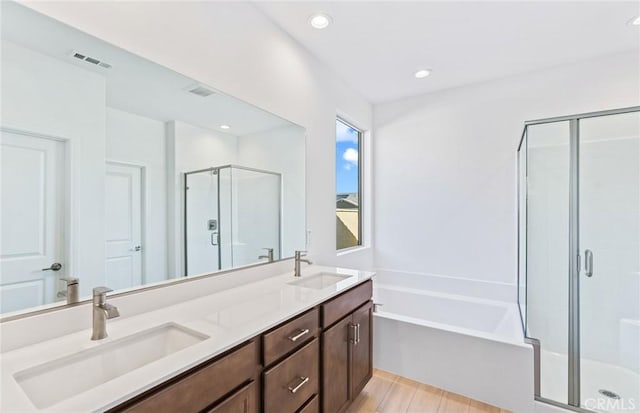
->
[[372, 271, 534, 412]]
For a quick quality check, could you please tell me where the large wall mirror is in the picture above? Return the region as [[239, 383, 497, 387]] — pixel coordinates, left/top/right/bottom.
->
[[0, 2, 306, 316]]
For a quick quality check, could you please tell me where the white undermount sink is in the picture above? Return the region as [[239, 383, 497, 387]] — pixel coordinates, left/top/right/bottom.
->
[[14, 322, 208, 409], [288, 272, 352, 290]]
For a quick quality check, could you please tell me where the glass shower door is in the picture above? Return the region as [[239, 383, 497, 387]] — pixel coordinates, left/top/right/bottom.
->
[[229, 167, 281, 268], [578, 111, 640, 412], [525, 120, 571, 405], [185, 170, 221, 276]]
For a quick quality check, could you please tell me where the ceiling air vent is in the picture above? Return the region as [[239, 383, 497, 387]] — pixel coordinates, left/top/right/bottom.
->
[[187, 84, 215, 98], [70, 50, 112, 69]]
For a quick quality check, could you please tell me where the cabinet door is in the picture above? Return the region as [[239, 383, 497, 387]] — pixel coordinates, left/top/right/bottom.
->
[[350, 301, 373, 398], [322, 316, 352, 413], [207, 382, 257, 413]]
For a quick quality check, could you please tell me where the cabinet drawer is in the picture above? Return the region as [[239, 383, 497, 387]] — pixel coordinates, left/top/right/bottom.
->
[[119, 340, 259, 413], [322, 280, 372, 328], [298, 394, 319, 413], [263, 308, 319, 366], [206, 381, 257, 413], [264, 338, 319, 413]]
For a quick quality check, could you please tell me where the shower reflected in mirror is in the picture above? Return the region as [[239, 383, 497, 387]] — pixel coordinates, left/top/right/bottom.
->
[[184, 165, 282, 275]]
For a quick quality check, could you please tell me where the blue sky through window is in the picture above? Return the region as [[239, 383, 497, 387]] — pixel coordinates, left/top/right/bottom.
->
[[336, 120, 359, 194]]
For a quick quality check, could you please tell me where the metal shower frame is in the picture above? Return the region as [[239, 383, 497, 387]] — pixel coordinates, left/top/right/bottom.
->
[[517, 105, 640, 412]]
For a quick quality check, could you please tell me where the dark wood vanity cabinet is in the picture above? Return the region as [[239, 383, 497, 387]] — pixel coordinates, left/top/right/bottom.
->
[[206, 382, 258, 413], [262, 307, 320, 366], [262, 307, 320, 413], [322, 316, 352, 413], [110, 339, 260, 413], [321, 281, 373, 413], [109, 280, 372, 413], [111, 340, 260, 413], [299, 395, 320, 413], [350, 301, 373, 398], [263, 338, 319, 413]]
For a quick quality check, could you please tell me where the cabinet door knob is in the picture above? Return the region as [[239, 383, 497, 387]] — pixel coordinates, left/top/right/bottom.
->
[[287, 376, 309, 394]]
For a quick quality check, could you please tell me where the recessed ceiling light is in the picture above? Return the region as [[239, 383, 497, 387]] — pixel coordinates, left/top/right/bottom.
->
[[414, 69, 432, 79], [220, 125, 230, 130], [630, 16, 640, 26], [309, 13, 332, 29]]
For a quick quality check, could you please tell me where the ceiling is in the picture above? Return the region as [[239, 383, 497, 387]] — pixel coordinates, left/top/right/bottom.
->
[[2, 1, 295, 137], [256, 1, 640, 104]]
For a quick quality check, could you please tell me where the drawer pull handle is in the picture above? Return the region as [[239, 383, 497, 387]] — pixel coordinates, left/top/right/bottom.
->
[[288, 328, 310, 342], [356, 323, 361, 344], [288, 376, 309, 394]]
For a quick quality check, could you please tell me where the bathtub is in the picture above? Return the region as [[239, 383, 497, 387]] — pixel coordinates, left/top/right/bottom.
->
[[372, 271, 534, 412]]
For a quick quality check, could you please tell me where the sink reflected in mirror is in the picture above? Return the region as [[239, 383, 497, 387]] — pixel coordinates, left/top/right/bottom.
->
[[288, 273, 352, 290], [14, 323, 208, 409]]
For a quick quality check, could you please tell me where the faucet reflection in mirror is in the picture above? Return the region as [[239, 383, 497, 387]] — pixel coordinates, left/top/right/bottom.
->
[[259, 248, 275, 263], [58, 277, 80, 304], [0, 1, 306, 317]]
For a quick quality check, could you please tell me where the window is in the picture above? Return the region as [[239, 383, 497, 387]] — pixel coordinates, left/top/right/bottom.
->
[[336, 118, 362, 250]]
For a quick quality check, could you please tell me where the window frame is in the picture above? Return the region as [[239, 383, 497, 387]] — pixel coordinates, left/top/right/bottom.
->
[[336, 117, 363, 250]]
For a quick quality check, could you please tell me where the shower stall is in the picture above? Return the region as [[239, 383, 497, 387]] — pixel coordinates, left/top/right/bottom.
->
[[518, 107, 640, 412], [184, 165, 281, 276]]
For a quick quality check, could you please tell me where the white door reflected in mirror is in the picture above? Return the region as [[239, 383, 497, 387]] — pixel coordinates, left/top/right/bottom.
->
[[0, 130, 66, 313], [105, 162, 143, 290]]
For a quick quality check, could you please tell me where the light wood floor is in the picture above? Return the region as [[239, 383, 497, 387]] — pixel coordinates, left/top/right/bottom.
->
[[347, 369, 511, 413]]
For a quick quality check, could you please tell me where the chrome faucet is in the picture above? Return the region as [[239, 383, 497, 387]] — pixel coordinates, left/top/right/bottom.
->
[[294, 250, 312, 277], [91, 287, 120, 341], [259, 248, 274, 263]]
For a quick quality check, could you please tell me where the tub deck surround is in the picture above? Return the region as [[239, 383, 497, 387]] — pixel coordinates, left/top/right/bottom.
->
[[373, 284, 523, 345], [0, 265, 374, 412], [372, 273, 534, 412]]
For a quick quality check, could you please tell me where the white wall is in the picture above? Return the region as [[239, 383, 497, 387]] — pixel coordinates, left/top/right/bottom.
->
[[1, 39, 106, 297], [373, 51, 640, 295], [105, 107, 168, 284], [23, 1, 375, 270], [172, 121, 239, 173], [238, 125, 306, 259]]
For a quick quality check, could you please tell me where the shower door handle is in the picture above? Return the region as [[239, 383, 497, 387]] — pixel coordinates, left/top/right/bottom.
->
[[210, 232, 218, 246], [585, 249, 593, 277]]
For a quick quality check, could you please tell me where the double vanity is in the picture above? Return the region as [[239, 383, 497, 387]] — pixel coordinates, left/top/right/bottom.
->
[[0, 4, 372, 413], [0, 266, 374, 413]]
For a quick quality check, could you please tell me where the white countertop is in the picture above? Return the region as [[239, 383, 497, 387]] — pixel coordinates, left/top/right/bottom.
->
[[0, 265, 374, 413]]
